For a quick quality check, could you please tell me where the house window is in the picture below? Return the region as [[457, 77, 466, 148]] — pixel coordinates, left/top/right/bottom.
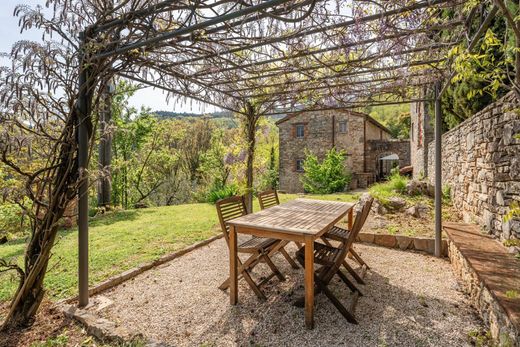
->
[[338, 121, 347, 133], [295, 124, 305, 138], [295, 159, 305, 172]]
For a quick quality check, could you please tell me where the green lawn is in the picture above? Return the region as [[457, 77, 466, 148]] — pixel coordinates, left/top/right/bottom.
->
[[0, 192, 359, 303]]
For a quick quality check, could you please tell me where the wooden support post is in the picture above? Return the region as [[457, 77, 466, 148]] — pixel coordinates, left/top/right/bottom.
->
[[304, 237, 314, 329], [229, 225, 238, 305]]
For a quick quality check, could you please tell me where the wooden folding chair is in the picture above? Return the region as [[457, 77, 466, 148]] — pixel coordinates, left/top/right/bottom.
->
[[216, 195, 286, 300], [320, 198, 374, 284], [295, 199, 373, 323], [257, 189, 280, 209], [257, 190, 299, 269]]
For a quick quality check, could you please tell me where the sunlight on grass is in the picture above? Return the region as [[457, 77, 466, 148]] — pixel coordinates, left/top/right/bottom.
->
[[0, 192, 360, 303]]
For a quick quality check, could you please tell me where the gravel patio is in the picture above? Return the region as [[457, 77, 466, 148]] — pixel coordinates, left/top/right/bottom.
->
[[84, 238, 483, 346]]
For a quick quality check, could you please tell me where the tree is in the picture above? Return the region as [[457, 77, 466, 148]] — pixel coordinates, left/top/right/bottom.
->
[[301, 148, 351, 194]]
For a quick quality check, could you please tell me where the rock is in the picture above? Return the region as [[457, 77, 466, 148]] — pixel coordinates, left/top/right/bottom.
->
[[405, 203, 431, 218], [413, 238, 434, 253], [406, 180, 435, 197], [386, 197, 407, 212], [134, 202, 148, 209], [396, 235, 413, 250], [374, 202, 387, 215], [357, 232, 375, 243], [372, 215, 388, 228], [374, 234, 397, 248]]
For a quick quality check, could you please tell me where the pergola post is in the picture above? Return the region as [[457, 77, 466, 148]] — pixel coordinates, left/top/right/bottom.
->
[[434, 82, 443, 257], [78, 31, 90, 307]]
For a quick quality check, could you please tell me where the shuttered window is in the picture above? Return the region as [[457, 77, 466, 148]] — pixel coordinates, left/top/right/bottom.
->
[[296, 124, 305, 138], [339, 121, 347, 133], [295, 159, 305, 172]]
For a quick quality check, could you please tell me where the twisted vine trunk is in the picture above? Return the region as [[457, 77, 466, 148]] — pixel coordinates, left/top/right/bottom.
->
[[1, 112, 81, 331], [244, 102, 259, 214]]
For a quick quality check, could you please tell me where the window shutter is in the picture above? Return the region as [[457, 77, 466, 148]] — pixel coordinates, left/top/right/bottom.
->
[[291, 125, 296, 138], [304, 123, 308, 138]]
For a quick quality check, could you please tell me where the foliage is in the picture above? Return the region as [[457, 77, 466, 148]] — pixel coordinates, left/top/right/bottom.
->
[[369, 172, 409, 204], [368, 103, 410, 139], [0, 202, 30, 239], [300, 148, 351, 194], [206, 184, 239, 204], [441, 5, 513, 129], [504, 201, 520, 223]]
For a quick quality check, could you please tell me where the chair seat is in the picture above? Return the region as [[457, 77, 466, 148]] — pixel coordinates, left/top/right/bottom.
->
[[239, 236, 278, 253], [323, 225, 350, 242], [295, 242, 341, 266]]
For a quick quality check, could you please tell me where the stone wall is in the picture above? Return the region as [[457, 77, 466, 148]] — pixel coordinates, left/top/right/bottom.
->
[[427, 92, 520, 240], [365, 139, 411, 175], [448, 240, 519, 345], [410, 95, 434, 179]]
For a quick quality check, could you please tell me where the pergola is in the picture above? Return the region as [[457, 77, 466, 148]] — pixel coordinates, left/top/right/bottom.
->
[[73, 0, 498, 308]]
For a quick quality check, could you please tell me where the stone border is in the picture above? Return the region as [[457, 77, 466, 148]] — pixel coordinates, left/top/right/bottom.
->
[[447, 240, 519, 346], [58, 234, 224, 346], [356, 232, 448, 257], [59, 234, 223, 305]]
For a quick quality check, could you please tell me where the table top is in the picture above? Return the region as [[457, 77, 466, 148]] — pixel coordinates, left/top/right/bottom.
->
[[227, 198, 355, 236]]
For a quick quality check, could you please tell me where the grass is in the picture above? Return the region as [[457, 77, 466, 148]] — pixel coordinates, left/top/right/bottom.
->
[[0, 192, 358, 304], [368, 172, 408, 206]]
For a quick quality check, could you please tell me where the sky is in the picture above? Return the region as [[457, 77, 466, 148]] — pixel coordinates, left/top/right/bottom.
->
[[0, 0, 218, 114]]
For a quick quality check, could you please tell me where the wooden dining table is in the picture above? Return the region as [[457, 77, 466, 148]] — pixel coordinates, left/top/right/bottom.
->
[[226, 198, 355, 329]]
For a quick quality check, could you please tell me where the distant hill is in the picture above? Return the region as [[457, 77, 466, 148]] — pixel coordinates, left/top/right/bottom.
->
[[153, 110, 285, 121], [153, 110, 233, 119]]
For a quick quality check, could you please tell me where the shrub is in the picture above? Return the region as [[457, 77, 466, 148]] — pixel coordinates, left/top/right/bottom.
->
[[300, 148, 351, 194], [206, 183, 239, 204], [0, 202, 29, 239], [369, 171, 409, 204]]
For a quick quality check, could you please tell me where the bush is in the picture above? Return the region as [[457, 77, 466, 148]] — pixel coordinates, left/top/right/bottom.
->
[[300, 148, 351, 194], [206, 183, 239, 204], [0, 203, 29, 239], [369, 171, 409, 204]]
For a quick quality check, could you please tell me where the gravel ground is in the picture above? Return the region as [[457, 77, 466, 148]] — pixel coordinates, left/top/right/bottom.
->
[[87, 238, 483, 346]]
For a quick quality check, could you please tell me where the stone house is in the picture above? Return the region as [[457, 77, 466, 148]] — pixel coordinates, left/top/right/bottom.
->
[[277, 109, 410, 193]]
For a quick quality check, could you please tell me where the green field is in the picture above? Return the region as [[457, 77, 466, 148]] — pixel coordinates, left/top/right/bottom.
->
[[0, 192, 359, 303]]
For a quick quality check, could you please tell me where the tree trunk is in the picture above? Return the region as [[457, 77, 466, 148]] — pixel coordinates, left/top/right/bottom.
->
[[97, 82, 113, 207], [244, 103, 258, 214], [1, 111, 81, 331]]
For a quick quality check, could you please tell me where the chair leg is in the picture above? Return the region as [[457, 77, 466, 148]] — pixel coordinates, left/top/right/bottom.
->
[[336, 269, 363, 296], [350, 248, 370, 270], [342, 260, 365, 285], [279, 247, 299, 269], [219, 254, 267, 300], [317, 279, 358, 324], [219, 253, 259, 290], [262, 254, 286, 281]]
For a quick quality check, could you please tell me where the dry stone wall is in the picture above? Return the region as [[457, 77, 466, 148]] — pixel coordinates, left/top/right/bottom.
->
[[427, 92, 520, 240]]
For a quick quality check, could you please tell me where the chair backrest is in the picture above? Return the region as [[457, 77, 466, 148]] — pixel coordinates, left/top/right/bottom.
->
[[257, 189, 280, 210], [215, 195, 248, 244], [322, 197, 374, 283]]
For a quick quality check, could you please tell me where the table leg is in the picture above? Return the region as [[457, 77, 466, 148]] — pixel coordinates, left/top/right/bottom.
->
[[348, 208, 353, 230], [304, 238, 314, 329], [229, 225, 238, 305]]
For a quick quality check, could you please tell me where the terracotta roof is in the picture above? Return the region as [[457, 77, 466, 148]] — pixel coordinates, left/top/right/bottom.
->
[[275, 109, 392, 135]]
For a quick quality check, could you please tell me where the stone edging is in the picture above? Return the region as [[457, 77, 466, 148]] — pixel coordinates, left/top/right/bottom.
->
[[59, 233, 223, 305], [356, 232, 448, 257]]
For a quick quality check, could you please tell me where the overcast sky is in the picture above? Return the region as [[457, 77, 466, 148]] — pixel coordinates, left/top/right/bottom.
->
[[0, 0, 218, 114]]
